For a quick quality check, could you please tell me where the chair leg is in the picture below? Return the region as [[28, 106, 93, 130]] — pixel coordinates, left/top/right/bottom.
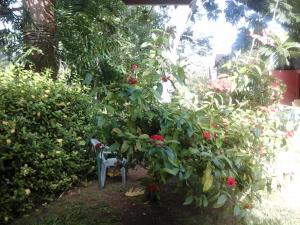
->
[[96, 154, 102, 189], [100, 163, 107, 188], [121, 167, 126, 187]]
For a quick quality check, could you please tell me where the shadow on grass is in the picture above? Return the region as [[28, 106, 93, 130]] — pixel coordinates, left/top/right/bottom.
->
[[12, 201, 122, 225]]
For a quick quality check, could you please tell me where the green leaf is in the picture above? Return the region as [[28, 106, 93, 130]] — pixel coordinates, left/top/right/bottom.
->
[[218, 155, 234, 169], [234, 205, 241, 216], [177, 67, 185, 83], [162, 167, 179, 176], [164, 148, 176, 160], [212, 158, 224, 169], [83, 73, 93, 85], [213, 194, 227, 208], [121, 141, 129, 153], [202, 195, 208, 207], [183, 170, 192, 179], [135, 141, 142, 151], [165, 140, 180, 144], [183, 195, 194, 205], [96, 116, 105, 127], [188, 148, 199, 155], [140, 42, 151, 48], [147, 148, 159, 156], [187, 126, 193, 137], [139, 134, 149, 139], [109, 142, 120, 152], [167, 158, 179, 168], [215, 138, 222, 148], [106, 105, 115, 114], [156, 83, 163, 96]]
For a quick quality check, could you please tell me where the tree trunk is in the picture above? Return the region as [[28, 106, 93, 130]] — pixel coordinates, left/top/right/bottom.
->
[[23, 0, 58, 79]]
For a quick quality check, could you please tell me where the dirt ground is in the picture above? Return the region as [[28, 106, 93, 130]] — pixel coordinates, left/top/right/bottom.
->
[[13, 166, 240, 225], [62, 167, 236, 225]]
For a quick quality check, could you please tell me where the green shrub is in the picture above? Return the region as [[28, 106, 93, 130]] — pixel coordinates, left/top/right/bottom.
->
[[92, 32, 297, 218], [0, 66, 95, 223]]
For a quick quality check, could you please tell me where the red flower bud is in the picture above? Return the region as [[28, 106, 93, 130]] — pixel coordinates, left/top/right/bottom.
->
[[208, 77, 233, 93], [226, 176, 237, 187], [286, 131, 294, 138], [150, 135, 164, 147], [202, 131, 211, 141], [148, 183, 160, 192], [150, 135, 164, 142], [95, 143, 104, 149], [127, 76, 138, 85], [161, 75, 170, 82], [131, 64, 138, 72]]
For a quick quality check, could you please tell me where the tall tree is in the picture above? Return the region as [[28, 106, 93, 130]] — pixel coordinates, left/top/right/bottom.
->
[[23, 0, 58, 78], [223, 0, 300, 52]]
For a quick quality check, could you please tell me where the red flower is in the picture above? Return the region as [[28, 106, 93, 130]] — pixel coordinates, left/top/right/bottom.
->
[[208, 77, 234, 93], [148, 183, 160, 192], [131, 64, 138, 72], [127, 76, 138, 85], [150, 135, 164, 142], [161, 75, 170, 82], [286, 131, 294, 138], [226, 176, 237, 187], [150, 135, 164, 147], [95, 143, 105, 149], [202, 131, 211, 141]]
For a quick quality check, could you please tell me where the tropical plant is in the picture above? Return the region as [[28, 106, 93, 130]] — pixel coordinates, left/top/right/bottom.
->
[[258, 32, 300, 70]]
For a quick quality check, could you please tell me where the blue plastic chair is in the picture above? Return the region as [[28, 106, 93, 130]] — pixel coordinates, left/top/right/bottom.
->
[[90, 139, 127, 189]]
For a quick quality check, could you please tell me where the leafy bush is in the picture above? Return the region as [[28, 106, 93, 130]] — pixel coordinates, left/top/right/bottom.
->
[[92, 31, 296, 218], [0, 67, 95, 223]]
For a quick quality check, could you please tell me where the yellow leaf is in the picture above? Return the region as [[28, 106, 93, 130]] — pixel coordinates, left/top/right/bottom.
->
[[25, 189, 31, 195], [125, 187, 145, 197], [121, 141, 129, 153], [202, 165, 213, 192], [135, 141, 142, 151], [202, 174, 213, 192], [112, 128, 123, 135]]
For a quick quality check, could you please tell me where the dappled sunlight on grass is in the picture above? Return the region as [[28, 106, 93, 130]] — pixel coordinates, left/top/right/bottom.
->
[[246, 127, 300, 225]]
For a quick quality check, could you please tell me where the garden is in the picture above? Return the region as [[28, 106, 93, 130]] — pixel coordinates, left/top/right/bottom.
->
[[1, 0, 300, 224]]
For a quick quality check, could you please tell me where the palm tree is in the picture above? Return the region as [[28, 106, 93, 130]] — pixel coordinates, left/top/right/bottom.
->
[[258, 32, 300, 70], [23, 0, 58, 78]]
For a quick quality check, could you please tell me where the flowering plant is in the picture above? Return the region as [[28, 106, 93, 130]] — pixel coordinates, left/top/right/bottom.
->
[[94, 31, 297, 217]]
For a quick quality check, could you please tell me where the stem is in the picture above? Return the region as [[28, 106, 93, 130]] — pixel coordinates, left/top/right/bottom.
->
[[273, 0, 279, 21]]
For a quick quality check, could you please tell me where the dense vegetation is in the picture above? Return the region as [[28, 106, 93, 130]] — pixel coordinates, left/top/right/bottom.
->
[[0, 67, 96, 222], [0, 0, 299, 224]]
